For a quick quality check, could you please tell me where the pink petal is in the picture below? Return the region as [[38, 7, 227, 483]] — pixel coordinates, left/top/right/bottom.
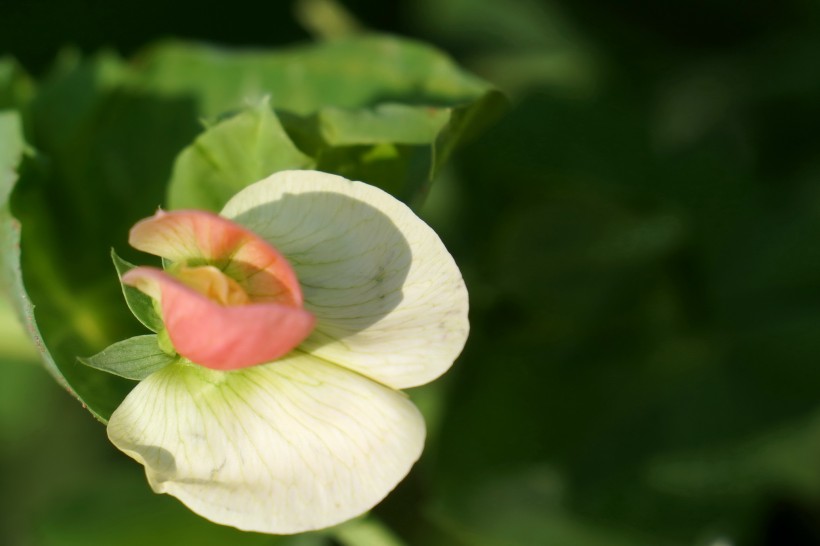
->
[[122, 267, 315, 370], [130, 210, 302, 306]]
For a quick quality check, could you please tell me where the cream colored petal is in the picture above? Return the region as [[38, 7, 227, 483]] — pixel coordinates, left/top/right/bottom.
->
[[221, 170, 469, 389], [107, 354, 425, 534]]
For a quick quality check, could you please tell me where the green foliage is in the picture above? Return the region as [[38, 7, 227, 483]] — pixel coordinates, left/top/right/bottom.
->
[[0, 57, 34, 112], [0, 111, 85, 410], [0, 35, 501, 426], [8, 51, 197, 421], [134, 36, 491, 118], [111, 249, 164, 333], [0, 111, 24, 199], [400, 2, 820, 544], [6, 1, 820, 544], [31, 463, 328, 546], [78, 335, 176, 381], [161, 35, 504, 209], [167, 98, 313, 210]]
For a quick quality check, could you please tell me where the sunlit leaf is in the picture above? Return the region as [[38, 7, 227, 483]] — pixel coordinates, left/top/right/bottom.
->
[[9, 52, 201, 421], [135, 35, 490, 117], [78, 335, 175, 380], [149, 36, 504, 206], [167, 98, 313, 210]]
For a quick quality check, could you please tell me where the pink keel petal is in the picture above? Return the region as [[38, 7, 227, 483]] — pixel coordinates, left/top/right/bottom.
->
[[130, 209, 303, 306], [123, 268, 315, 370]]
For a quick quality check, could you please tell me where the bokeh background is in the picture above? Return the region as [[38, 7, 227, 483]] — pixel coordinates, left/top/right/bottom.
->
[[4, 0, 820, 544]]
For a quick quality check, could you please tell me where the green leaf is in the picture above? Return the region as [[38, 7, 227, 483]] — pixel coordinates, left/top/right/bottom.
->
[[0, 111, 71, 396], [142, 36, 504, 206], [306, 95, 507, 203], [7, 52, 199, 422], [12, 52, 210, 421], [315, 143, 432, 201], [0, 293, 37, 361], [0, 111, 24, 196], [315, 90, 508, 204], [78, 335, 176, 380], [167, 98, 313, 210], [2, 111, 133, 423], [316, 103, 452, 146], [0, 56, 34, 112], [111, 249, 164, 332], [3, 37, 503, 425], [432, 89, 508, 175], [135, 35, 490, 118]]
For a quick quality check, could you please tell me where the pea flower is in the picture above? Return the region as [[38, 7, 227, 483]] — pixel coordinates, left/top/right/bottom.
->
[[107, 170, 469, 534]]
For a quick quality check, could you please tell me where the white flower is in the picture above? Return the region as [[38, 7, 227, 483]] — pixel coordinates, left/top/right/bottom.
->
[[107, 170, 469, 534]]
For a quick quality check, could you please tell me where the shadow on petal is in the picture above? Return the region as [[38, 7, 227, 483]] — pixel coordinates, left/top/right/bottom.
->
[[231, 191, 412, 350], [120, 444, 179, 486]]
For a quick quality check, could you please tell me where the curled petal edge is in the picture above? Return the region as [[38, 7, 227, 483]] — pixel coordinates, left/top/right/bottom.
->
[[122, 267, 315, 370], [130, 209, 303, 306]]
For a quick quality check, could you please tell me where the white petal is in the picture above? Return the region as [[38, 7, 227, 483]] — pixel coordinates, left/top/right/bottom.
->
[[221, 170, 469, 389], [107, 355, 425, 534]]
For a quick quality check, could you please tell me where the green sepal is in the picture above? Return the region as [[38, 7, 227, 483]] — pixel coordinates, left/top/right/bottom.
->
[[111, 248, 164, 332], [78, 335, 177, 380], [156, 328, 176, 356]]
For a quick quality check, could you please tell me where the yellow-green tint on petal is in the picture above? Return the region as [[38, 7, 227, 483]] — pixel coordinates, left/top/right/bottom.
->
[[129, 209, 304, 307], [122, 267, 315, 370], [173, 265, 251, 306], [221, 170, 469, 390], [107, 354, 425, 534]]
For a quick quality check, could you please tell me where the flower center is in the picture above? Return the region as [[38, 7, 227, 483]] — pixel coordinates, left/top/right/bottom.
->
[[174, 265, 251, 306]]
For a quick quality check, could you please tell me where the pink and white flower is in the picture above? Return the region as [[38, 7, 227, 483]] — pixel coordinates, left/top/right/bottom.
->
[[107, 170, 469, 534]]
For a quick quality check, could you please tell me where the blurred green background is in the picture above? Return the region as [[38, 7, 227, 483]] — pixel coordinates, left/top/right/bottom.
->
[[4, 0, 820, 544]]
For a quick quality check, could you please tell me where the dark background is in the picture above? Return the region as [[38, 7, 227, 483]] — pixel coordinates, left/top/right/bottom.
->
[[3, 0, 820, 544]]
